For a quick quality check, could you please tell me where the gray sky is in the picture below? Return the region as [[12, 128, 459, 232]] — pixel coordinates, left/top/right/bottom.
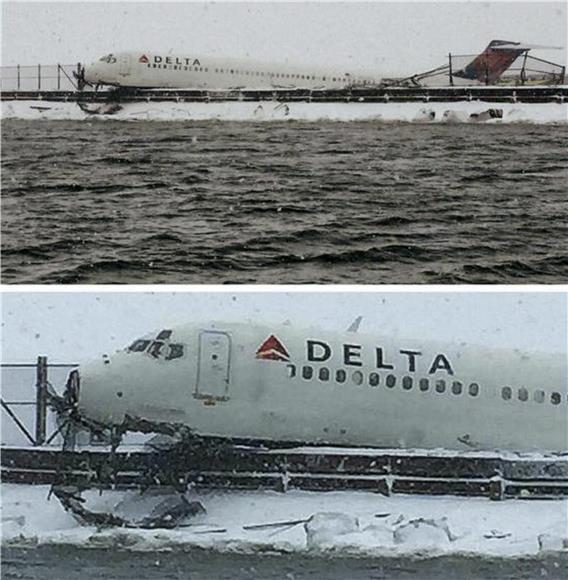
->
[[1, 291, 566, 363], [2, 1, 566, 74]]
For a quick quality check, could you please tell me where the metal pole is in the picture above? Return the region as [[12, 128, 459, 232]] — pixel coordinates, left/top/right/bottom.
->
[[17, 64, 20, 90], [57, 64, 61, 90], [35, 355, 48, 446], [38, 64, 41, 90], [448, 53, 453, 86], [521, 53, 528, 85]]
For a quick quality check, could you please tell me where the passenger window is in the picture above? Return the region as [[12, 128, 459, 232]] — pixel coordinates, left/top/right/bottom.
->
[[319, 367, 330, 381], [534, 390, 545, 403], [435, 379, 446, 393], [402, 376, 413, 390], [501, 386, 512, 400], [352, 371, 363, 385], [451, 381, 463, 395], [369, 372, 379, 387], [302, 366, 313, 380], [468, 383, 479, 397], [336, 369, 346, 383], [551, 392, 561, 405], [157, 329, 172, 340], [518, 388, 528, 402], [148, 341, 164, 358], [287, 364, 296, 378], [128, 339, 150, 353], [386, 375, 396, 388], [419, 378, 429, 392], [166, 344, 184, 361]]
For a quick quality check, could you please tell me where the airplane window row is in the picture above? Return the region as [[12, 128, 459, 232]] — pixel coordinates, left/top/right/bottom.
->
[[146, 63, 350, 83], [501, 386, 563, 405], [287, 364, 480, 397]]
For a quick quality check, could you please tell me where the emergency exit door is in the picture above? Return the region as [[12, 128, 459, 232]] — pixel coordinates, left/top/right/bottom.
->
[[195, 331, 231, 400], [118, 53, 131, 78]]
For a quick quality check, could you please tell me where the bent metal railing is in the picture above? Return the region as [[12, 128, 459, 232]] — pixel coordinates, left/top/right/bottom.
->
[[0, 63, 90, 92], [1, 358, 78, 447]]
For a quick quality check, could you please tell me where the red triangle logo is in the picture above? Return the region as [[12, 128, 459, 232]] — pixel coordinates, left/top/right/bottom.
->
[[256, 334, 290, 362], [139, 54, 149, 64]]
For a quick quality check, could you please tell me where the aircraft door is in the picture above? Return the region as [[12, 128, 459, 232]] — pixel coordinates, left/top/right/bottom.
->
[[118, 53, 131, 78], [195, 331, 231, 400]]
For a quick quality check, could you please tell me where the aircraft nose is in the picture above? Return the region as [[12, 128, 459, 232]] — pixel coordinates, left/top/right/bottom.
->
[[83, 63, 99, 85]]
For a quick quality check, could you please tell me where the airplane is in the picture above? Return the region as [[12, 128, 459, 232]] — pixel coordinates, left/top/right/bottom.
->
[[80, 40, 554, 91], [62, 319, 567, 454], [81, 51, 380, 90]]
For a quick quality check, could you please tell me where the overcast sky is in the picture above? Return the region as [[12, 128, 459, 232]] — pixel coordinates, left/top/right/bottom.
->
[[2, 1, 566, 75], [1, 290, 566, 364]]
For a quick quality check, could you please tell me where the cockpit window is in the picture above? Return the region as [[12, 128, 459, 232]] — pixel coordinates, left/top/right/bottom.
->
[[157, 329, 172, 341], [148, 341, 164, 358], [99, 54, 116, 64], [166, 344, 184, 360], [128, 339, 150, 352]]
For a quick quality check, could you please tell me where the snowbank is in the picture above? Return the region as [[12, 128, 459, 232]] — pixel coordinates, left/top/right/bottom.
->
[[2, 99, 567, 123], [2, 484, 567, 558]]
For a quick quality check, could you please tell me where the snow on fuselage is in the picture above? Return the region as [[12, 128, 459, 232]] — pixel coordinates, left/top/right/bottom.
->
[[84, 52, 382, 90], [76, 321, 567, 453]]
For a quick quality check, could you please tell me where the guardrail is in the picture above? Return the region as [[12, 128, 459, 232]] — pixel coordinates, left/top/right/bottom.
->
[[1, 358, 78, 447], [0, 64, 88, 92]]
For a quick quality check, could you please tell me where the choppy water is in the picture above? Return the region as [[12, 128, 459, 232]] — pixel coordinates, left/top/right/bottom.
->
[[3, 546, 568, 580], [2, 120, 567, 284]]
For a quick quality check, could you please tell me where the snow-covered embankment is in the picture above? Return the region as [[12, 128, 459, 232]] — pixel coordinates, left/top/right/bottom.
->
[[2, 100, 567, 123], [2, 484, 567, 558]]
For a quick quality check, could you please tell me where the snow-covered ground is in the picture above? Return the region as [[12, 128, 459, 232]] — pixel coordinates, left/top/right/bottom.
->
[[2, 484, 567, 558], [2, 100, 567, 123]]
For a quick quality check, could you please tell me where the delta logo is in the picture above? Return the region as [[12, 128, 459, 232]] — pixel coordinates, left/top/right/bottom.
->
[[255, 335, 290, 362], [139, 54, 149, 64]]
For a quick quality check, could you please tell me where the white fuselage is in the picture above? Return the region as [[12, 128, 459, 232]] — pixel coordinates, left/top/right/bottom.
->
[[77, 321, 567, 453], [84, 52, 383, 90]]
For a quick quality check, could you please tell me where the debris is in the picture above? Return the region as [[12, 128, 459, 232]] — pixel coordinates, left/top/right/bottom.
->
[[469, 109, 503, 122], [189, 527, 228, 534], [51, 485, 205, 529], [484, 529, 512, 539], [77, 102, 123, 115], [374, 513, 391, 519], [243, 518, 311, 531]]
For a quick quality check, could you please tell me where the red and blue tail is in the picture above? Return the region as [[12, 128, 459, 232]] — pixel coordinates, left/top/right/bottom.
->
[[453, 40, 528, 84]]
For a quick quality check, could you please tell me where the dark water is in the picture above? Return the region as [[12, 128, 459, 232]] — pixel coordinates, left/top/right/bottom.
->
[[3, 546, 568, 580], [2, 120, 567, 284]]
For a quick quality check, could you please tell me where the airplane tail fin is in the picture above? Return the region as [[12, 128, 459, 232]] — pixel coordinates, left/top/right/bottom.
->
[[453, 40, 529, 84]]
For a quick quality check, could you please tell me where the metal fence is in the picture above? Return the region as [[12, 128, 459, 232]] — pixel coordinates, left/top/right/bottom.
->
[[448, 52, 566, 86], [0, 63, 88, 92], [1, 358, 77, 447]]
